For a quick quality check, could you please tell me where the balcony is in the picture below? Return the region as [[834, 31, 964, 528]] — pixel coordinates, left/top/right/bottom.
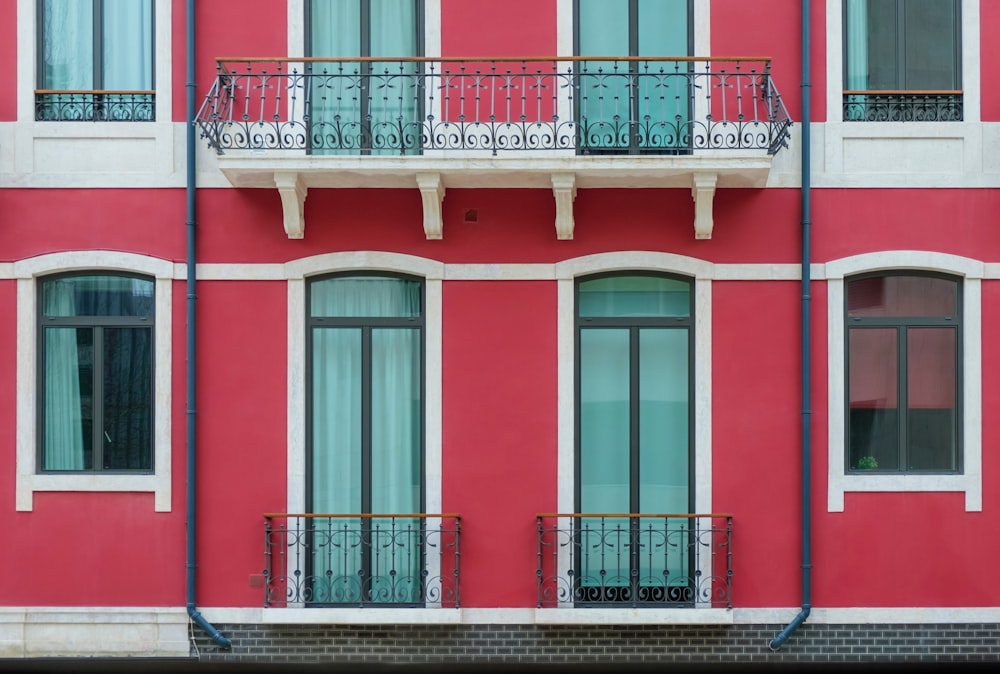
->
[[35, 90, 155, 121], [842, 90, 963, 122], [263, 513, 461, 608], [196, 57, 791, 240], [536, 513, 732, 609]]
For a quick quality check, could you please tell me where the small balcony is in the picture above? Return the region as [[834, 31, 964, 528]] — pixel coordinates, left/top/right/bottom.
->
[[843, 90, 963, 122], [536, 513, 733, 609], [196, 57, 791, 241], [263, 513, 461, 608]]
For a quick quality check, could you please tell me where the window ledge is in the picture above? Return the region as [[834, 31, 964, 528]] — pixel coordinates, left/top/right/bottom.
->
[[16, 473, 171, 512], [828, 473, 981, 513]]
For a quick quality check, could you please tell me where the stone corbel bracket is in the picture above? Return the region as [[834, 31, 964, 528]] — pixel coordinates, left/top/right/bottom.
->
[[691, 172, 718, 240], [416, 172, 446, 240], [274, 171, 307, 239], [551, 173, 578, 240]]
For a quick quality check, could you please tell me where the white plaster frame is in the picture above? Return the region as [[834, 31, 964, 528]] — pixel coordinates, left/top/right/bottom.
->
[[14, 252, 175, 512], [825, 251, 983, 513]]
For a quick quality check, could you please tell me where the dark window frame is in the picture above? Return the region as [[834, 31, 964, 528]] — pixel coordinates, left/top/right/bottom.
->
[[573, 271, 696, 607], [36, 271, 156, 474], [844, 270, 964, 475]]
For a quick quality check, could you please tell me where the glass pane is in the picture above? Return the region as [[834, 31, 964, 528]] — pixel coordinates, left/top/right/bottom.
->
[[579, 328, 630, 596], [370, 328, 421, 602], [40, 0, 94, 90], [637, 0, 689, 149], [102, 0, 153, 90], [102, 327, 153, 470], [43, 327, 92, 471], [311, 327, 362, 602], [638, 328, 689, 595], [847, 275, 957, 318], [579, 275, 690, 318], [310, 276, 422, 318], [903, 0, 959, 90], [848, 328, 899, 471], [907, 328, 958, 471], [41, 275, 155, 318]]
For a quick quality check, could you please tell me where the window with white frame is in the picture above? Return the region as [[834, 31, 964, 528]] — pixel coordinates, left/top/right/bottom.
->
[[14, 252, 174, 512]]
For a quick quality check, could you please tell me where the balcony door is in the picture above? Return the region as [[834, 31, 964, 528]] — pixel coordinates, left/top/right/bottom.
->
[[575, 274, 694, 605], [307, 0, 423, 154], [575, 0, 691, 153], [308, 274, 424, 605]]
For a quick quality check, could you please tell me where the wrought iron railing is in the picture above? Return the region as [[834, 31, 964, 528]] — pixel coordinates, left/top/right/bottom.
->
[[263, 513, 461, 608], [843, 90, 963, 122], [34, 90, 155, 121], [197, 57, 791, 156], [536, 513, 732, 608]]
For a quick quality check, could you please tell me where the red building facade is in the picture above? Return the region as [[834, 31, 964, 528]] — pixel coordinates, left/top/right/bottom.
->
[[1, 0, 999, 663]]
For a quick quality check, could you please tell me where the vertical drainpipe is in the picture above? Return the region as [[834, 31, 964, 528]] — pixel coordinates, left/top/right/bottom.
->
[[769, 0, 812, 651], [186, 0, 232, 650]]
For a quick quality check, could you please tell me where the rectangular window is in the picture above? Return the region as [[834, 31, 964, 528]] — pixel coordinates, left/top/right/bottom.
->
[[36, 0, 154, 121], [307, 274, 424, 606], [846, 273, 961, 473], [575, 0, 691, 154], [843, 0, 961, 121], [306, 0, 423, 155], [38, 274, 155, 472]]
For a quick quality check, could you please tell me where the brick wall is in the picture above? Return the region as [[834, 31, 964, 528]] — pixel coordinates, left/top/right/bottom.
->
[[189, 623, 1000, 664]]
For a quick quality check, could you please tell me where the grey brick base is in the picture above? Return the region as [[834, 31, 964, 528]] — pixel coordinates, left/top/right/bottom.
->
[[189, 623, 1000, 664]]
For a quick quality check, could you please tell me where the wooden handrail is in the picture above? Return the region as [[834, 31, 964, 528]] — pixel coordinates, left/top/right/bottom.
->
[[264, 512, 460, 519], [536, 513, 732, 519], [216, 56, 772, 65]]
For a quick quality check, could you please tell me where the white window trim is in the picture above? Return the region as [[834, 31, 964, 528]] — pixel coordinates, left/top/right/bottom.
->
[[826, 251, 983, 513], [826, 0, 980, 124], [14, 252, 175, 512]]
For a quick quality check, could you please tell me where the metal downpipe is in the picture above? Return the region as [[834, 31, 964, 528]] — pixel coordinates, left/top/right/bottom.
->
[[186, 0, 231, 649], [769, 0, 812, 651]]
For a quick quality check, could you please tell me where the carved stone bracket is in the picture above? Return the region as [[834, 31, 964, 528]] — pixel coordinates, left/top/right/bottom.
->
[[551, 173, 577, 240], [274, 171, 307, 239], [691, 172, 718, 240], [416, 172, 446, 240]]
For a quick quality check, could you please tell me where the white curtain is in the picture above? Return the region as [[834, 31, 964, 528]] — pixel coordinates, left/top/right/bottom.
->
[[41, 0, 94, 89], [309, 0, 418, 154]]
